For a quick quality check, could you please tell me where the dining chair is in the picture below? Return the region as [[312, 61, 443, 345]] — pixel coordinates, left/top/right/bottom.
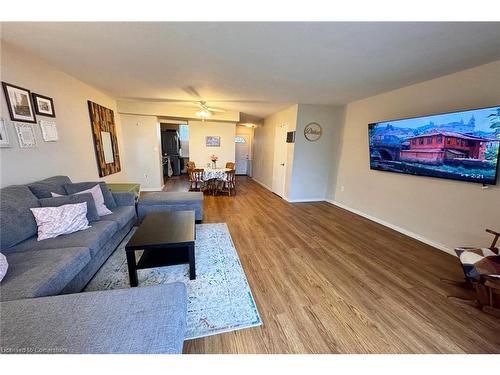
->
[[186, 161, 196, 170], [188, 168, 205, 191], [446, 229, 500, 318], [217, 169, 236, 196], [225, 162, 236, 170]]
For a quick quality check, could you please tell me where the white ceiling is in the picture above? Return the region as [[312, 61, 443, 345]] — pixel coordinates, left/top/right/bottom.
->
[[2, 22, 500, 118]]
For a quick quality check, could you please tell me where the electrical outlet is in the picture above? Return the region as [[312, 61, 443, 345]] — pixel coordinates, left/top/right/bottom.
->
[[341, 185, 345, 192]]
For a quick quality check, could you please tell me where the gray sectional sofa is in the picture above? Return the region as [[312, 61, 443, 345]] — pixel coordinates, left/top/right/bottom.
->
[[1, 283, 187, 354], [0, 176, 187, 354], [138, 191, 204, 222]]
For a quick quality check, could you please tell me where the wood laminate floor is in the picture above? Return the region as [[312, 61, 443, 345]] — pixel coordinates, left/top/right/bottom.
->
[[162, 175, 500, 353]]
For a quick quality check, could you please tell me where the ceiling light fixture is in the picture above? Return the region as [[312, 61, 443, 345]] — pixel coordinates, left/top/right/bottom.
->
[[196, 109, 212, 119]]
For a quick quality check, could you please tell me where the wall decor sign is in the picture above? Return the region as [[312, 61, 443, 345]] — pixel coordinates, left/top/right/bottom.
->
[[206, 136, 221, 147], [0, 119, 11, 147], [88, 101, 121, 177], [304, 122, 322, 142], [39, 120, 58, 142], [14, 123, 37, 148], [32, 93, 56, 117], [2, 82, 37, 123]]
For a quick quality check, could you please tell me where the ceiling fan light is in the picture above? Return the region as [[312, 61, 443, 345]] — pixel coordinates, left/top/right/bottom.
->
[[196, 109, 212, 119]]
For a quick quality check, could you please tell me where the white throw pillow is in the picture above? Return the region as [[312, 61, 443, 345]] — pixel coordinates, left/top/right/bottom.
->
[[52, 184, 112, 216], [30, 203, 90, 241], [0, 253, 8, 282]]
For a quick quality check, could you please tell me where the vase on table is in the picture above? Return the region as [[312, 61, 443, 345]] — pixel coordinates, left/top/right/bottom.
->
[[212, 160, 217, 169]]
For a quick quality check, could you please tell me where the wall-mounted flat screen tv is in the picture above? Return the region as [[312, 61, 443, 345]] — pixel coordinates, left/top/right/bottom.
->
[[369, 105, 500, 185]]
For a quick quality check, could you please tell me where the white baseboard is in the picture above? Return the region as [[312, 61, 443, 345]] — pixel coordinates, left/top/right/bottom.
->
[[251, 178, 326, 203], [286, 197, 326, 203], [251, 177, 273, 192], [327, 199, 455, 256]]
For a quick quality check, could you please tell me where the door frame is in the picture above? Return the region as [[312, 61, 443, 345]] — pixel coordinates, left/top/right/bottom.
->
[[272, 123, 288, 198]]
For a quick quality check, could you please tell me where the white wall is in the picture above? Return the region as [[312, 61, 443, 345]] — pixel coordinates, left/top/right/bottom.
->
[[332, 59, 500, 251], [119, 114, 163, 190], [252, 105, 298, 191], [0, 41, 127, 187], [252, 104, 345, 202], [290, 104, 345, 201], [188, 120, 236, 168]]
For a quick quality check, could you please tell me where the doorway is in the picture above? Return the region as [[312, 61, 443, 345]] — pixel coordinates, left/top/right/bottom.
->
[[272, 123, 288, 198], [158, 121, 189, 185]]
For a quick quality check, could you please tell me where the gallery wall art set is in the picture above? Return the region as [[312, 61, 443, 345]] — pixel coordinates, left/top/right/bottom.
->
[[1, 81, 58, 148]]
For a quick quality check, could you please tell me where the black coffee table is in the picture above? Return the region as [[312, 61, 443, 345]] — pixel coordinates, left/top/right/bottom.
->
[[125, 210, 196, 287]]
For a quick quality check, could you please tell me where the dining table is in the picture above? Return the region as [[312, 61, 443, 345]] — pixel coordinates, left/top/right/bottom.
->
[[202, 167, 232, 181]]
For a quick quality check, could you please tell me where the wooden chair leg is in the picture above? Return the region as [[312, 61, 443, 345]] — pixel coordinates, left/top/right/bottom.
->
[[440, 277, 473, 289], [447, 295, 480, 307], [482, 306, 500, 318]]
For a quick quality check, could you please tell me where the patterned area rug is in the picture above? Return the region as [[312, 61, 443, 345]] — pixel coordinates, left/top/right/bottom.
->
[[85, 223, 262, 340]]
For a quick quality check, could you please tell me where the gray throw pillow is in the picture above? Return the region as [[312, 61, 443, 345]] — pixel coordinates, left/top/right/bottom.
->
[[39, 193, 100, 222], [27, 176, 72, 198], [63, 182, 117, 209]]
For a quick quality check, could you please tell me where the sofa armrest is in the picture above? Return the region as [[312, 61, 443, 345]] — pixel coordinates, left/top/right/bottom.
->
[[112, 192, 136, 206]]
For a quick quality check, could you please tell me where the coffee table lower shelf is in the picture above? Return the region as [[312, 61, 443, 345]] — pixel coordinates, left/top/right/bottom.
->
[[126, 245, 196, 287]]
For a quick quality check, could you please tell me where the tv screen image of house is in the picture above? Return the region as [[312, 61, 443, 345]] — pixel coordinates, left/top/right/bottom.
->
[[368, 105, 500, 185]]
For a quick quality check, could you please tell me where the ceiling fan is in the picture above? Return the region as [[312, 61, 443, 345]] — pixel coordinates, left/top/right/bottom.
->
[[124, 86, 268, 120], [194, 101, 226, 119]]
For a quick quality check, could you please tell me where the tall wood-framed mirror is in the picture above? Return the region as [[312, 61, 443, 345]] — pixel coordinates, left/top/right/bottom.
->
[[88, 101, 121, 177]]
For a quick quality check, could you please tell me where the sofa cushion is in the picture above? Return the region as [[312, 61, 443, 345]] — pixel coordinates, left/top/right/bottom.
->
[[27, 175, 72, 199], [103, 206, 136, 228], [0, 283, 187, 354], [9, 220, 118, 257], [0, 185, 40, 252], [40, 193, 100, 222], [112, 191, 136, 207], [64, 182, 117, 209], [0, 247, 91, 302]]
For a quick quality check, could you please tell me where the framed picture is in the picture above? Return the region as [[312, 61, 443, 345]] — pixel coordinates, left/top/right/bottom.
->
[[14, 123, 37, 148], [0, 119, 11, 147], [1, 82, 37, 123], [206, 136, 221, 147], [39, 120, 58, 142], [32, 93, 56, 117], [88, 101, 121, 177]]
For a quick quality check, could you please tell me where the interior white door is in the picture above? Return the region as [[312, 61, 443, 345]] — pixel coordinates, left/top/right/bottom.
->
[[235, 135, 249, 175], [272, 124, 288, 198]]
